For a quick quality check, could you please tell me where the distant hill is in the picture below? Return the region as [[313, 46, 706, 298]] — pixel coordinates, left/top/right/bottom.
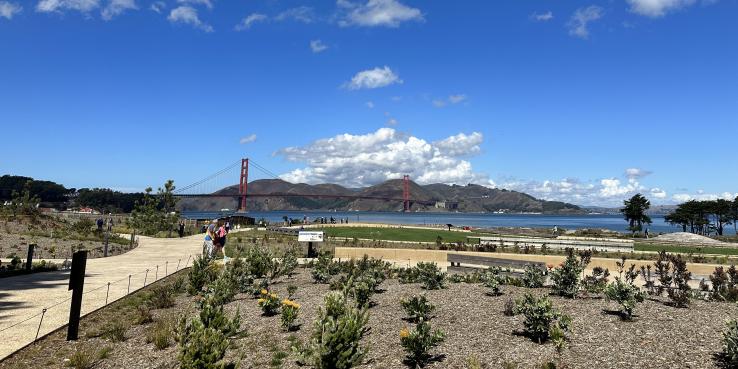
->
[[177, 179, 584, 214]]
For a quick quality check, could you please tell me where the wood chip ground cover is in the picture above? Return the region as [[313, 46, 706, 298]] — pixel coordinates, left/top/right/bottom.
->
[[1, 268, 736, 369]]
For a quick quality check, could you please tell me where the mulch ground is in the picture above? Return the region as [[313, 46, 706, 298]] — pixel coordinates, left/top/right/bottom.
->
[[1, 268, 736, 369]]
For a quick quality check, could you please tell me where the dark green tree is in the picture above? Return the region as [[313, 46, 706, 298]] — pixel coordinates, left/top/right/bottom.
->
[[620, 193, 652, 235], [158, 180, 179, 237], [710, 199, 733, 236]]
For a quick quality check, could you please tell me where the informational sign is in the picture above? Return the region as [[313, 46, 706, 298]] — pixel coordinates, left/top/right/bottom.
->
[[298, 231, 324, 243]]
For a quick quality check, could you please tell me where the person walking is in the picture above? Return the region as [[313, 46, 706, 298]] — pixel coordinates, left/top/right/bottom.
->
[[217, 223, 229, 262], [204, 223, 216, 258], [178, 221, 185, 238]]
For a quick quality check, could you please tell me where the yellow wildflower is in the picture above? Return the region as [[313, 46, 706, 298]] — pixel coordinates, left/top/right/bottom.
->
[[257, 298, 265, 304], [400, 327, 410, 339], [260, 289, 268, 295]]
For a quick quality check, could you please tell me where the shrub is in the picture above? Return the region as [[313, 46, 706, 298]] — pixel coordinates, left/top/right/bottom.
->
[[135, 305, 153, 325], [652, 251, 692, 307], [400, 295, 435, 323], [448, 274, 464, 283], [68, 346, 95, 369], [415, 262, 445, 290], [604, 257, 645, 320], [150, 285, 175, 309], [188, 256, 216, 295], [549, 249, 589, 298], [207, 272, 237, 307], [400, 319, 445, 367], [522, 265, 545, 288], [711, 265, 738, 302], [311, 252, 333, 284], [258, 289, 281, 316], [281, 299, 301, 331], [147, 319, 174, 350], [178, 318, 230, 369], [484, 274, 502, 296], [197, 295, 241, 337], [514, 293, 571, 344], [101, 320, 127, 342], [298, 291, 369, 369], [350, 279, 374, 308], [582, 267, 610, 294], [721, 319, 738, 367]]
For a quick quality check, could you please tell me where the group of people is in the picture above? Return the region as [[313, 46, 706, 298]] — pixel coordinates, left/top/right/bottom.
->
[[301, 216, 349, 225], [204, 220, 231, 260]]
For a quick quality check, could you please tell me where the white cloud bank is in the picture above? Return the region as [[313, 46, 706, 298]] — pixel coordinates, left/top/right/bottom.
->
[[567, 5, 603, 39], [338, 0, 423, 27], [310, 39, 328, 53], [168, 5, 212, 32], [275, 128, 492, 188], [0, 1, 21, 19], [344, 66, 402, 90]]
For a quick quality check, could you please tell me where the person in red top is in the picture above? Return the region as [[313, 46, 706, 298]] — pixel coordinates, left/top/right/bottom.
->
[[217, 223, 229, 262]]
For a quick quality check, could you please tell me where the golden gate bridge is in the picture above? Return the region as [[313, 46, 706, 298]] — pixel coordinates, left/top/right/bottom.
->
[[173, 158, 430, 212]]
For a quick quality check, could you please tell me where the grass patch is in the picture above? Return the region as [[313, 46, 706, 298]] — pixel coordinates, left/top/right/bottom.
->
[[323, 227, 484, 243], [634, 243, 738, 256]]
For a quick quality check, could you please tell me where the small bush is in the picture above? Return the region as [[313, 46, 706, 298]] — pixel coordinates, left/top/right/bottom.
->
[[415, 262, 446, 290], [101, 320, 127, 342], [710, 265, 738, 302], [582, 267, 610, 294], [298, 291, 369, 369], [68, 346, 94, 369], [150, 285, 175, 309], [281, 299, 301, 331], [522, 265, 546, 288], [147, 319, 174, 350], [604, 257, 645, 320], [550, 249, 589, 298], [207, 272, 237, 307], [350, 279, 375, 308], [484, 274, 502, 296], [287, 284, 298, 299], [721, 319, 738, 367], [178, 319, 230, 369], [258, 289, 281, 316], [311, 252, 333, 284], [135, 305, 153, 325], [514, 293, 571, 344], [503, 298, 515, 317], [188, 256, 216, 295], [400, 295, 435, 323], [400, 319, 445, 367]]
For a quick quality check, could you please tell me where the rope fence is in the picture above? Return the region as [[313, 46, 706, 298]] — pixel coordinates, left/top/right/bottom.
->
[[0, 252, 196, 357]]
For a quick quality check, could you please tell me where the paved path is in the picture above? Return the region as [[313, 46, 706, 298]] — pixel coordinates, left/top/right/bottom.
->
[[0, 234, 203, 360]]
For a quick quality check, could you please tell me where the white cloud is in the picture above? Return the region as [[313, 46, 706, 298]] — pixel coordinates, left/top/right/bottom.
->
[[671, 191, 735, 203], [365, 101, 374, 108], [239, 134, 257, 144], [627, 0, 696, 17], [150, 0, 164, 13], [625, 167, 652, 179], [433, 132, 483, 157], [234, 13, 266, 31], [275, 6, 315, 23], [0, 1, 21, 19], [101, 0, 136, 20], [344, 66, 402, 90], [168, 5, 213, 32], [310, 39, 328, 53], [275, 128, 492, 188], [650, 187, 667, 199], [176, 0, 212, 10], [532, 11, 553, 21], [339, 0, 423, 27], [433, 94, 468, 107], [567, 5, 603, 39], [386, 117, 398, 126], [36, 0, 99, 13]]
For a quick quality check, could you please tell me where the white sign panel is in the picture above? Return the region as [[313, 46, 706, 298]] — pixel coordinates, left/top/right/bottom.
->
[[298, 231, 324, 242]]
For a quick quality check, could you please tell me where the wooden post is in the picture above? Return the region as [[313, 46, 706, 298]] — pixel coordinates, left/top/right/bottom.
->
[[67, 250, 87, 341], [26, 244, 35, 271]]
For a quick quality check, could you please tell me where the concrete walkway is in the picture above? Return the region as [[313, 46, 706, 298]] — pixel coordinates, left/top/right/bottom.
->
[[0, 234, 203, 360]]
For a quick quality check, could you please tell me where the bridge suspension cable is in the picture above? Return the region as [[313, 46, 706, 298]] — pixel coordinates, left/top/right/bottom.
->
[[175, 160, 241, 194]]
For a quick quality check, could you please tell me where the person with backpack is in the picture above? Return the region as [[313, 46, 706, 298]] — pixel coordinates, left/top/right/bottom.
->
[[204, 222, 216, 258]]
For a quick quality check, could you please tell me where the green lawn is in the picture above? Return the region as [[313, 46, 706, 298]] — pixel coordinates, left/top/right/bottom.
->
[[634, 242, 738, 256], [323, 226, 483, 243]]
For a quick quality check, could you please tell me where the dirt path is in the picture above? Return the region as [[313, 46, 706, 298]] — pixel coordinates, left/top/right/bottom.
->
[[0, 234, 203, 360]]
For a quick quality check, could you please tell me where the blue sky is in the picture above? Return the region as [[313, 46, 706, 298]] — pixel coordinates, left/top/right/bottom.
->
[[0, 0, 736, 206]]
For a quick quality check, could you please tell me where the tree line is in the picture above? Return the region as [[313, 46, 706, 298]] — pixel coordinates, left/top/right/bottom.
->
[[621, 193, 738, 236], [1, 175, 144, 213]]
